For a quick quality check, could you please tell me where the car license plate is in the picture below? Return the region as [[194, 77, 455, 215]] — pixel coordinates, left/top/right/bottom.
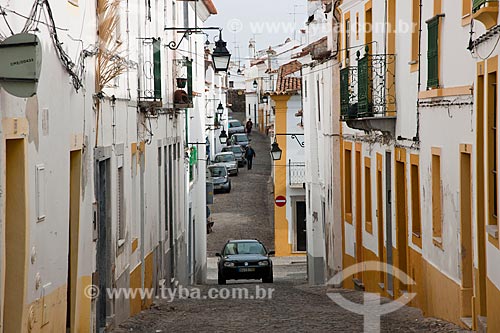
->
[[239, 267, 255, 272]]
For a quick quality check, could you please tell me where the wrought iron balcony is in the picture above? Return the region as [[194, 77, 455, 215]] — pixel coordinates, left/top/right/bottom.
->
[[289, 161, 306, 189], [473, 0, 498, 13], [138, 38, 162, 109], [340, 47, 397, 136], [472, 0, 498, 29]]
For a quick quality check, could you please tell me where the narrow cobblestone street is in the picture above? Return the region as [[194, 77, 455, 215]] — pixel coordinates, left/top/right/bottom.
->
[[113, 113, 471, 333]]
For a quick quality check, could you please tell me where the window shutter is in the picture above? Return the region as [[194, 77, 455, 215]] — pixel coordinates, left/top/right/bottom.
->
[[358, 55, 369, 116], [427, 17, 440, 89], [340, 67, 350, 118], [153, 38, 162, 100]]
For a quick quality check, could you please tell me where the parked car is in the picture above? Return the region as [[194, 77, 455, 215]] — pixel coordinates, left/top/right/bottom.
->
[[221, 145, 246, 167], [207, 165, 231, 193], [216, 239, 274, 285], [213, 152, 238, 176], [229, 133, 249, 149], [228, 119, 245, 136]]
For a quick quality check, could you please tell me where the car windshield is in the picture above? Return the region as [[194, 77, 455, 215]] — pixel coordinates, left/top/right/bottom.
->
[[223, 146, 242, 154], [215, 154, 235, 162], [209, 167, 226, 177], [229, 120, 242, 128], [234, 135, 248, 142], [223, 242, 266, 255]]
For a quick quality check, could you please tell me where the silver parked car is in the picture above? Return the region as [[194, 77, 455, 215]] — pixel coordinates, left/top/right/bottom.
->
[[207, 165, 231, 193], [222, 145, 246, 167], [228, 119, 245, 136], [213, 152, 239, 176]]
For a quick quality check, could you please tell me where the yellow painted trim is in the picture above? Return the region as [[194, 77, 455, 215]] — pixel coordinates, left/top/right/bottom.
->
[[130, 263, 141, 316], [76, 275, 92, 332], [462, 14, 472, 26], [3, 138, 29, 332], [419, 86, 473, 99], [364, 0, 372, 11], [272, 95, 293, 256], [460, 143, 473, 153], [411, 0, 420, 66], [487, 55, 498, 73], [434, 0, 442, 16], [463, 0, 472, 17], [131, 238, 139, 253], [2, 118, 29, 139], [431, 147, 442, 156], [395, 147, 406, 163]]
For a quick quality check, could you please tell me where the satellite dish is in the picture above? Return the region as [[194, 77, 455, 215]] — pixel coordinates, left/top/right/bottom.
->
[[0, 33, 42, 98]]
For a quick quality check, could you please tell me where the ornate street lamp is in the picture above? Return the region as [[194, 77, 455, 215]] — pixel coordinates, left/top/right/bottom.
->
[[216, 102, 224, 115], [253, 80, 258, 89], [270, 141, 283, 161], [219, 128, 228, 144], [212, 30, 231, 72]]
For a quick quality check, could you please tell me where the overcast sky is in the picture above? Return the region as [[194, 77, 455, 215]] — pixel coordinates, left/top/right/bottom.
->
[[207, 0, 307, 61]]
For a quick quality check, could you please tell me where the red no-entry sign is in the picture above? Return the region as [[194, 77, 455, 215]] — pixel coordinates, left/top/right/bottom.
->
[[275, 195, 287, 207]]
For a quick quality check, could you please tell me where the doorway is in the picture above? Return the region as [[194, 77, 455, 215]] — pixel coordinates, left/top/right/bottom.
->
[[295, 201, 307, 251], [355, 148, 363, 281], [460, 148, 473, 318], [395, 159, 408, 292], [3, 139, 28, 332], [67, 150, 82, 332], [96, 158, 111, 330], [385, 152, 394, 295]]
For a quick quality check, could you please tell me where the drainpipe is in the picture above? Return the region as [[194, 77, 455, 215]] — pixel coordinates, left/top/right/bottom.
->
[[415, 0, 423, 142]]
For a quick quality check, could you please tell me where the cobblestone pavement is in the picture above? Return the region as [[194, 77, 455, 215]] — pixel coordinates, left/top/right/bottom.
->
[[113, 113, 471, 333], [206, 112, 275, 256]]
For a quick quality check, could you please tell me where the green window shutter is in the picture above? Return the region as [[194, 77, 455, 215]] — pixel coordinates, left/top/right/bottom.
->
[[358, 55, 369, 116], [153, 38, 162, 100], [186, 59, 193, 103], [340, 67, 350, 118], [427, 17, 439, 89], [473, 0, 487, 13]]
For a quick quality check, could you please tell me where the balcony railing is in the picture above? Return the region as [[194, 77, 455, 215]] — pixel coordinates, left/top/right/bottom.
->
[[473, 0, 498, 13], [289, 161, 305, 188], [138, 38, 162, 106], [340, 48, 396, 120]]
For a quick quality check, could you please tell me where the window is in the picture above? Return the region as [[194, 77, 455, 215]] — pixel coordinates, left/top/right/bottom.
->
[[35, 164, 46, 222], [356, 13, 360, 40], [432, 148, 442, 246], [410, 156, 422, 247], [365, 8, 373, 53], [229, 81, 234, 88], [153, 38, 162, 99], [316, 80, 321, 123], [427, 16, 440, 88], [117, 166, 125, 243], [345, 146, 353, 222], [365, 158, 373, 234], [345, 18, 351, 62]]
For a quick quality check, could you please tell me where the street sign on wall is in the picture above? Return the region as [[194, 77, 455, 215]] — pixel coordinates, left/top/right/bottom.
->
[[275, 195, 287, 207], [0, 33, 42, 98]]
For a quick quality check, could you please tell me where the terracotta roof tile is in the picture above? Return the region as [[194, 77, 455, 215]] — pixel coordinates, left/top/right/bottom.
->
[[275, 60, 302, 94]]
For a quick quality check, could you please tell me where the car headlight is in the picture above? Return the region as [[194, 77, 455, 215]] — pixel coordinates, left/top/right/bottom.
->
[[258, 261, 269, 266], [224, 262, 235, 267]]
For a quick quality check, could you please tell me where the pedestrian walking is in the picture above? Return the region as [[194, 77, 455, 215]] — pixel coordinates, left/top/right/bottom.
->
[[245, 144, 256, 170], [246, 118, 253, 135]]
